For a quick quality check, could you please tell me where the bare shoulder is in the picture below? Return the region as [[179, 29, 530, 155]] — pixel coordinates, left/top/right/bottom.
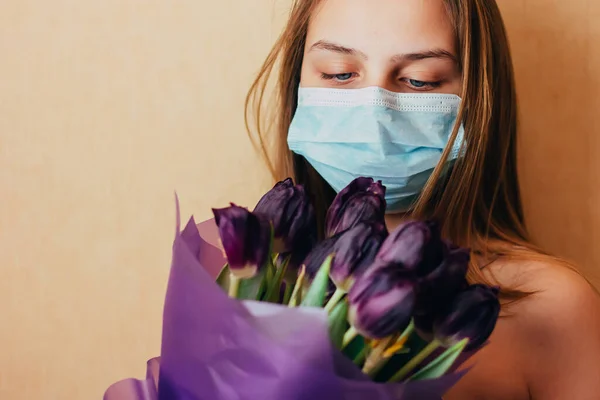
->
[[436, 257, 600, 400], [487, 257, 600, 322], [488, 257, 600, 399]]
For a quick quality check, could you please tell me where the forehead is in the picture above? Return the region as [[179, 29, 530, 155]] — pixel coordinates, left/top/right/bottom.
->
[[307, 0, 455, 55]]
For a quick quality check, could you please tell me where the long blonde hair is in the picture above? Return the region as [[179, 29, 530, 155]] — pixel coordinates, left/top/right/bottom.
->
[[244, 0, 566, 301]]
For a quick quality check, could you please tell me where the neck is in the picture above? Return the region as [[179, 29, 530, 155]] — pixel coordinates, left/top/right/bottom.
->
[[384, 212, 410, 233]]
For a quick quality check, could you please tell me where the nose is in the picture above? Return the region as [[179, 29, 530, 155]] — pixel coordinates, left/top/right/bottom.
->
[[362, 65, 401, 92]]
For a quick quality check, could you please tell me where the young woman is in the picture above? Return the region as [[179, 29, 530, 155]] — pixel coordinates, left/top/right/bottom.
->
[[244, 0, 600, 398]]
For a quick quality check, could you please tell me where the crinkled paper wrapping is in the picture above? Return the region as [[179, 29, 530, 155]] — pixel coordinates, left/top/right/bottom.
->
[[103, 200, 466, 400]]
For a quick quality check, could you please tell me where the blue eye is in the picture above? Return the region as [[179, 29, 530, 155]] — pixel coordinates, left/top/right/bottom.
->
[[334, 73, 353, 81], [408, 79, 427, 88], [402, 78, 442, 91], [321, 72, 355, 82]]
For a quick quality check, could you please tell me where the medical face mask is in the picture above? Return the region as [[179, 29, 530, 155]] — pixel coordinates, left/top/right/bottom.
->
[[287, 86, 465, 213]]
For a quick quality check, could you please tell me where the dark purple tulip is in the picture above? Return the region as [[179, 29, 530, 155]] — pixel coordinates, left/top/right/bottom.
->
[[329, 221, 388, 291], [253, 178, 317, 254], [348, 265, 416, 339], [413, 312, 436, 342], [301, 235, 338, 280], [296, 237, 337, 297], [325, 177, 386, 237], [414, 245, 470, 314], [376, 219, 470, 314], [376, 220, 445, 277], [433, 284, 500, 351], [275, 238, 314, 275], [212, 204, 271, 279]]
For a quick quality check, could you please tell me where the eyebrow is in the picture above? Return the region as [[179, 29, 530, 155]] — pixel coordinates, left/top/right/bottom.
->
[[309, 40, 368, 59], [392, 49, 457, 64], [309, 40, 457, 64]]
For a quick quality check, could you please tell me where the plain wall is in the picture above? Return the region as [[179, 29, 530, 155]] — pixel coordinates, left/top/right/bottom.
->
[[1, 1, 598, 398]]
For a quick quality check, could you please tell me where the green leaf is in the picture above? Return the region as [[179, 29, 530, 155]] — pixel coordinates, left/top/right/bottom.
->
[[328, 301, 349, 350], [237, 270, 267, 301], [216, 264, 230, 291], [301, 255, 333, 308], [408, 338, 469, 381], [264, 257, 289, 303]]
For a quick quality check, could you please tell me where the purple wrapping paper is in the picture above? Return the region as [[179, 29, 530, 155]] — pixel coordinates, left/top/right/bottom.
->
[[104, 201, 467, 400]]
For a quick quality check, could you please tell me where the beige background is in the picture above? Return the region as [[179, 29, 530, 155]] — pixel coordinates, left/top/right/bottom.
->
[[1, 1, 598, 398]]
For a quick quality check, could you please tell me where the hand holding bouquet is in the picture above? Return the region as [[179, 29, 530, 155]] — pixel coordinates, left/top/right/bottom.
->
[[104, 177, 500, 400]]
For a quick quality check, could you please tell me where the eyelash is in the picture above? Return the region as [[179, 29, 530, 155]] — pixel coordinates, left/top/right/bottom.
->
[[401, 78, 442, 91], [320, 73, 442, 91], [320, 72, 357, 83]]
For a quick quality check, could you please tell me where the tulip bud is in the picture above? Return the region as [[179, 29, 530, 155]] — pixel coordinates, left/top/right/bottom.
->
[[413, 312, 436, 342], [433, 284, 500, 351], [212, 204, 271, 279], [325, 177, 386, 237], [275, 239, 315, 276], [301, 235, 338, 280], [299, 234, 348, 303], [329, 221, 388, 292], [253, 178, 317, 254], [376, 220, 445, 277], [348, 265, 416, 339], [414, 245, 470, 314]]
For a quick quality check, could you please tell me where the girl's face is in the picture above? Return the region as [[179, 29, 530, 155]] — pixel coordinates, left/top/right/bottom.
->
[[300, 0, 461, 95]]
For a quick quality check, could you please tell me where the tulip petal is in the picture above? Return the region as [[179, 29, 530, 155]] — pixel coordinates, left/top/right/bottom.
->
[[329, 221, 388, 292], [253, 178, 317, 256], [325, 177, 387, 237], [212, 204, 272, 276], [376, 220, 444, 276], [348, 265, 416, 339], [433, 284, 500, 351]]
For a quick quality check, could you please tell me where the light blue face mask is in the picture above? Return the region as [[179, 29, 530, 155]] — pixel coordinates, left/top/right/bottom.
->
[[287, 86, 465, 213]]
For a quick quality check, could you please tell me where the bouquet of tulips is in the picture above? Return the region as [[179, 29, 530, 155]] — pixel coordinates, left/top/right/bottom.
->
[[104, 177, 499, 400]]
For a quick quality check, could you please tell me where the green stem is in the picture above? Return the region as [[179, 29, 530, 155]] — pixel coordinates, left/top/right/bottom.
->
[[264, 257, 288, 302], [388, 339, 441, 382], [397, 320, 415, 344], [228, 275, 241, 298], [342, 326, 358, 348], [363, 336, 394, 374], [366, 321, 416, 378], [262, 224, 276, 288], [265, 255, 277, 287], [288, 266, 306, 307], [324, 288, 346, 313]]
